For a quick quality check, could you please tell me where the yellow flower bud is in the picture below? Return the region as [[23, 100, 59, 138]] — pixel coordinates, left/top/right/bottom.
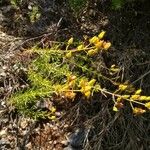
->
[[146, 96, 150, 100], [133, 107, 146, 115], [95, 40, 104, 49], [71, 75, 76, 80], [135, 89, 142, 95], [51, 107, 56, 113], [68, 37, 73, 45], [49, 116, 56, 120], [119, 84, 128, 91], [87, 49, 98, 56], [139, 96, 148, 101], [98, 31, 106, 39], [88, 79, 96, 86], [131, 95, 140, 100], [103, 42, 111, 50], [116, 97, 122, 102], [68, 80, 75, 88], [65, 51, 72, 58], [84, 91, 91, 99], [89, 36, 99, 44], [145, 102, 150, 109], [77, 44, 84, 50], [111, 64, 115, 68], [68, 75, 76, 81], [121, 95, 130, 99], [113, 106, 118, 112]]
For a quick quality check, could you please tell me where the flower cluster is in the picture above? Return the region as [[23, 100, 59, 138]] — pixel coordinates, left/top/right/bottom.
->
[[113, 82, 150, 115], [55, 76, 97, 100], [65, 31, 111, 58], [79, 78, 96, 99], [88, 31, 111, 56]]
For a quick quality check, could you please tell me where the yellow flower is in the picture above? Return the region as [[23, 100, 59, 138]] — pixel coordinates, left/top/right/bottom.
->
[[89, 36, 99, 44], [95, 40, 104, 49], [65, 91, 76, 99], [98, 31, 106, 39], [103, 42, 111, 50], [79, 79, 87, 87], [119, 84, 128, 91], [68, 37, 73, 45], [84, 86, 92, 92], [51, 107, 56, 113]]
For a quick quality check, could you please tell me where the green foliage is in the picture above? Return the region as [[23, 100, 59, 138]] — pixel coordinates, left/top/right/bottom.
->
[[112, 0, 125, 9], [68, 0, 88, 13], [10, 0, 22, 7], [10, 0, 41, 23], [112, 0, 142, 9], [28, 6, 41, 23]]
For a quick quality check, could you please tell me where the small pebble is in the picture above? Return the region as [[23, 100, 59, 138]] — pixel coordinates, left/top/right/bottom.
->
[[20, 119, 28, 129], [0, 129, 7, 137], [25, 142, 32, 149]]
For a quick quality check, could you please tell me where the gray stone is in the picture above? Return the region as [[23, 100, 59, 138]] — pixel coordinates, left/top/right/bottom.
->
[[63, 145, 80, 150], [69, 128, 87, 148]]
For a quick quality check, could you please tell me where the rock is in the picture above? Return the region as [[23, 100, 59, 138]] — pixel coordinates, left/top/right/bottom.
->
[[0, 129, 7, 138], [25, 142, 32, 149], [0, 139, 10, 146], [20, 119, 28, 129], [0, 140, 9, 149], [0, 71, 6, 77], [61, 140, 68, 146], [63, 145, 79, 150], [68, 128, 86, 148]]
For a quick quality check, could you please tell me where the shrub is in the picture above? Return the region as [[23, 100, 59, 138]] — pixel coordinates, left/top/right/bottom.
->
[[10, 31, 150, 119]]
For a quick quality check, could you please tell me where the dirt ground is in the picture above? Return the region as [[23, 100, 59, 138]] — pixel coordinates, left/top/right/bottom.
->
[[0, 0, 150, 150]]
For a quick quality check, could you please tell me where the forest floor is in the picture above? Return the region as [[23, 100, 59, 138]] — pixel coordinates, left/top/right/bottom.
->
[[0, 1, 150, 150]]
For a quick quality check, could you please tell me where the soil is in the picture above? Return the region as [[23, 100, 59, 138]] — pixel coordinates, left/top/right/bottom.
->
[[0, 0, 150, 150]]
